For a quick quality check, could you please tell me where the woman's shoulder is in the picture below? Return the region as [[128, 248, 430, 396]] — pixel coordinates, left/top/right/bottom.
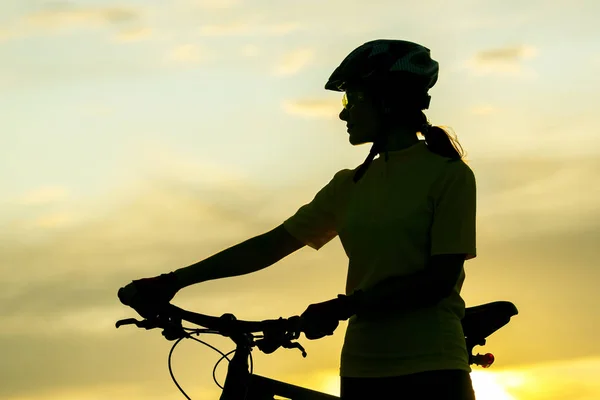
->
[[424, 156, 476, 200], [334, 168, 357, 180], [424, 149, 474, 177]]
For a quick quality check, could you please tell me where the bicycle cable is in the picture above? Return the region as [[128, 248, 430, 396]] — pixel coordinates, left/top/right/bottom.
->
[[166, 327, 255, 400]]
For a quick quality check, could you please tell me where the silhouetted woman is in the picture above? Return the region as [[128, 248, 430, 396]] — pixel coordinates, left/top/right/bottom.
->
[[120, 39, 478, 400]]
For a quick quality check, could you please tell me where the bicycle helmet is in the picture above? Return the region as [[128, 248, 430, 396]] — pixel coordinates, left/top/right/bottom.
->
[[325, 39, 440, 182], [325, 39, 439, 109]]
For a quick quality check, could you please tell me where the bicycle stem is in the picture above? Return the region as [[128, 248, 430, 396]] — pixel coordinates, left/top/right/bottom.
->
[[220, 331, 253, 400]]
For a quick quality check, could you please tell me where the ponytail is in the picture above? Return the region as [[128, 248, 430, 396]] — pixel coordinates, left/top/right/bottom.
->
[[421, 123, 467, 162], [376, 96, 467, 162]]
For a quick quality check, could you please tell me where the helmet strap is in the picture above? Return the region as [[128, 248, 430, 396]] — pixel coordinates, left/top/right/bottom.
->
[[352, 125, 389, 183]]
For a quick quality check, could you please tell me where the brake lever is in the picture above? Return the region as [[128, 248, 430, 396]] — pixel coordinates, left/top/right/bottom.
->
[[255, 315, 306, 356], [282, 340, 307, 358], [116, 318, 161, 330]]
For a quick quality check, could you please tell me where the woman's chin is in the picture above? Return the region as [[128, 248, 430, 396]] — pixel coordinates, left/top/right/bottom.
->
[[348, 134, 370, 146]]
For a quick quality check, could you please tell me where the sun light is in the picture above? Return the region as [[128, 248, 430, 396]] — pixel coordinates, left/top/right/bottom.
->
[[318, 370, 520, 399], [321, 374, 341, 397], [471, 370, 517, 400]]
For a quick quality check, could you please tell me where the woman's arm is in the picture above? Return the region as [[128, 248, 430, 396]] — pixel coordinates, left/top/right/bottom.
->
[[354, 254, 466, 317], [173, 224, 306, 289]]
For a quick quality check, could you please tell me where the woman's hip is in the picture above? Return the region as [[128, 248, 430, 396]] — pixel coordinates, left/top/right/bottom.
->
[[340, 369, 476, 400]]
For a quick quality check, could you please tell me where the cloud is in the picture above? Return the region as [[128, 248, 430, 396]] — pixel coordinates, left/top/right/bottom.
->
[[241, 44, 260, 57], [113, 27, 152, 42], [24, 4, 138, 30], [137, 141, 252, 187], [0, 3, 144, 41], [264, 22, 301, 35], [3, 210, 81, 241], [198, 21, 300, 37], [0, 28, 16, 42], [0, 174, 281, 290], [469, 105, 500, 115], [35, 212, 77, 229], [466, 45, 538, 77], [0, 383, 177, 400], [476, 46, 538, 63], [81, 104, 113, 116], [273, 48, 315, 76], [475, 156, 600, 237], [19, 186, 69, 205], [166, 43, 207, 65], [282, 99, 341, 119], [198, 21, 249, 36], [189, 0, 242, 9]]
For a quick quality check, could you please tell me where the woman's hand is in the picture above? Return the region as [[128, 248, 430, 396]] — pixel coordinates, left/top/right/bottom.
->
[[118, 272, 181, 319], [300, 293, 363, 340]]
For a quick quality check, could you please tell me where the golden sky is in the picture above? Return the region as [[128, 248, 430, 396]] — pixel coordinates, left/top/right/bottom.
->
[[2, 0, 599, 399]]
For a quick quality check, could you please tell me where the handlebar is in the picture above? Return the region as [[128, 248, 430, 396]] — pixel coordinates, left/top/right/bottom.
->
[[116, 303, 307, 357]]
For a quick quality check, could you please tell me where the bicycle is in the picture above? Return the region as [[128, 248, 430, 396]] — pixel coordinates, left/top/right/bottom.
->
[[116, 300, 518, 400]]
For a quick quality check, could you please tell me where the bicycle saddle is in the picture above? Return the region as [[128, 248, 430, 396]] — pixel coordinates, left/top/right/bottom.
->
[[462, 301, 518, 341]]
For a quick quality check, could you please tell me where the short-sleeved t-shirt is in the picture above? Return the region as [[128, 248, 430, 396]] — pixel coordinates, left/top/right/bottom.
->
[[283, 140, 477, 378]]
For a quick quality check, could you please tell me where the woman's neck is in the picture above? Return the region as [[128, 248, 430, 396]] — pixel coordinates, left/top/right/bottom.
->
[[378, 128, 420, 153]]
